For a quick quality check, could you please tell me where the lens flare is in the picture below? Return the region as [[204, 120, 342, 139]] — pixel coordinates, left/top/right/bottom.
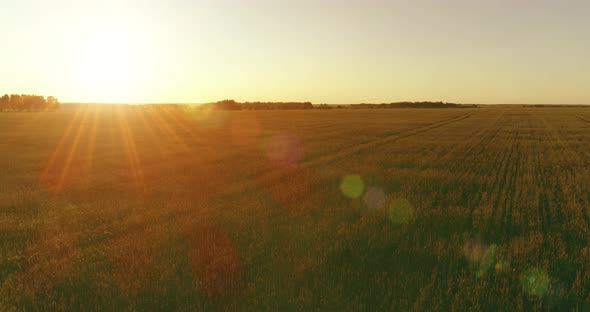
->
[[387, 198, 414, 224], [464, 240, 485, 264], [262, 167, 316, 212], [187, 225, 242, 297], [495, 260, 510, 273], [475, 244, 497, 278], [264, 133, 304, 168], [230, 114, 262, 147], [520, 267, 550, 296], [39, 105, 98, 192], [194, 108, 228, 129], [363, 187, 386, 209], [340, 175, 365, 199]]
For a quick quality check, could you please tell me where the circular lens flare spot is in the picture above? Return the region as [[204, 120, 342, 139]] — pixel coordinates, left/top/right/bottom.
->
[[464, 240, 485, 264], [193, 108, 228, 129], [188, 225, 242, 297], [265, 134, 304, 168], [475, 244, 497, 278], [387, 198, 415, 224], [230, 114, 262, 147], [363, 187, 386, 209], [495, 260, 510, 273], [520, 267, 550, 296], [340, 175, 365, 199]]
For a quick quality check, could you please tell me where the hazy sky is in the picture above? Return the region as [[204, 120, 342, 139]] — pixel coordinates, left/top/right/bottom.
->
[[1, 0, 589, 104]]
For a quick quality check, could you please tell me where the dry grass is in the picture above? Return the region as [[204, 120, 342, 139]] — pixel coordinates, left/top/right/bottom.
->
[[1, 105, 590, 310]]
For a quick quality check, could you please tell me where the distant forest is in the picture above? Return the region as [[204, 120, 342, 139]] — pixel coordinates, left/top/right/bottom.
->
[[204, 100, 314, 110], [348, 101, 477, 109], [206, 100, 477, 110], [0, 94, 60, 111], [140, 100, 477, 111]]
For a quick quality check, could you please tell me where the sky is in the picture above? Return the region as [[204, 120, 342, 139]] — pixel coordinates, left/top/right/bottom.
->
[[1, 0, 589, 104]]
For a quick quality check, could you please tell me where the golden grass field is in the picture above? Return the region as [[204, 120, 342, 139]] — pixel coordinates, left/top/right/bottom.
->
[[1, 105, 590, 310]]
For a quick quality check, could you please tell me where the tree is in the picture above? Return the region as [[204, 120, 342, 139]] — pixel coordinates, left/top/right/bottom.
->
[[0, 94, 9, 112], [214, 99, 241, 110], [47, 96, 60, 110], [22, 95, 45, 111], [9, 94, 22, 111], [0, 94, 59, 112]]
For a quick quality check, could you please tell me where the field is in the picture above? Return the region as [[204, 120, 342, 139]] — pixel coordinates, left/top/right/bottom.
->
[[1, 105, 590, 310]]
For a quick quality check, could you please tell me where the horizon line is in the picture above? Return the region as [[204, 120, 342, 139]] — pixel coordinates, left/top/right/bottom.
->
[[61, 102, 590, 106]]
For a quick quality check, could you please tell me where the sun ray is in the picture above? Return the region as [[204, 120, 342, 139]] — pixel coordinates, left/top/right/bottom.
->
[[159, 107, 201, 144], [15, 110, 53, 133], [55, 105, 92, 191], [116, 108, 145, 193], [144, 108, 192, 153], [135, 109, 166, 156], [39, 105, 85, 189], [82, 105, 101, 188]]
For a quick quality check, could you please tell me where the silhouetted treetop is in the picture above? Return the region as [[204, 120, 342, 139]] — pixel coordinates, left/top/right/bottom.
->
[[348, 101, 477, 109], [200, 100, 314, 110], [137, 100, 476, 111], [0, 93, 60, 112]]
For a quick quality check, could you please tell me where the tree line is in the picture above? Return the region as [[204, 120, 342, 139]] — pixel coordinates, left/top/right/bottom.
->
[[138, 100, 477, 111], [139, 100, 314, 111], [205, 100, 476, 110], [206, 100, 314, 110], [349, 101, 477, 108], [0, 94, 60, 112]]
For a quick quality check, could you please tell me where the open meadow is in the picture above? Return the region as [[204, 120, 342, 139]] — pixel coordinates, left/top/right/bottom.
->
[[1, 106, 590, 310]]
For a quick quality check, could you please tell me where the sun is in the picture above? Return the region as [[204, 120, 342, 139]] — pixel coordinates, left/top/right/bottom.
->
[[71, 25, 147, 103]]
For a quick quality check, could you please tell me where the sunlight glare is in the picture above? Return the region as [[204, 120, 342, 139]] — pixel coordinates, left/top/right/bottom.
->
[[70, 25, 148, 103]]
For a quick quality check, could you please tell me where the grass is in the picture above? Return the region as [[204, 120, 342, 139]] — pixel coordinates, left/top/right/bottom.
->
[[1, 105, 590, 310]]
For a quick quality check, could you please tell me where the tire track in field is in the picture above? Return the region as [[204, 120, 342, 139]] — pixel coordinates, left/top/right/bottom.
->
[[572, 118, 590, 229], [456, 115, 502, 161], [547, 115, 590, 231], [541, 115, 583, 232], [226, 114, 472, 195], [570, 116, 590, 166], [534, 115, 563, 236], [416, 115, 496, 218], [471, 113, 522, 237], [533, 134, 553, 237], [470, 117, 506, 207], [404, 111, 505, 232], [500, 120, 522, 238], [485, 118, 516, 233], [450, 112, 504, 196], [489, 121, 519, 240], [426, 112, 501, 167], [461, 112, 508, 221], [473, 112, 525, 240], [412, 111, 502, 229], [302, 114, 472, 168], [448, 112, 507, 230]]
